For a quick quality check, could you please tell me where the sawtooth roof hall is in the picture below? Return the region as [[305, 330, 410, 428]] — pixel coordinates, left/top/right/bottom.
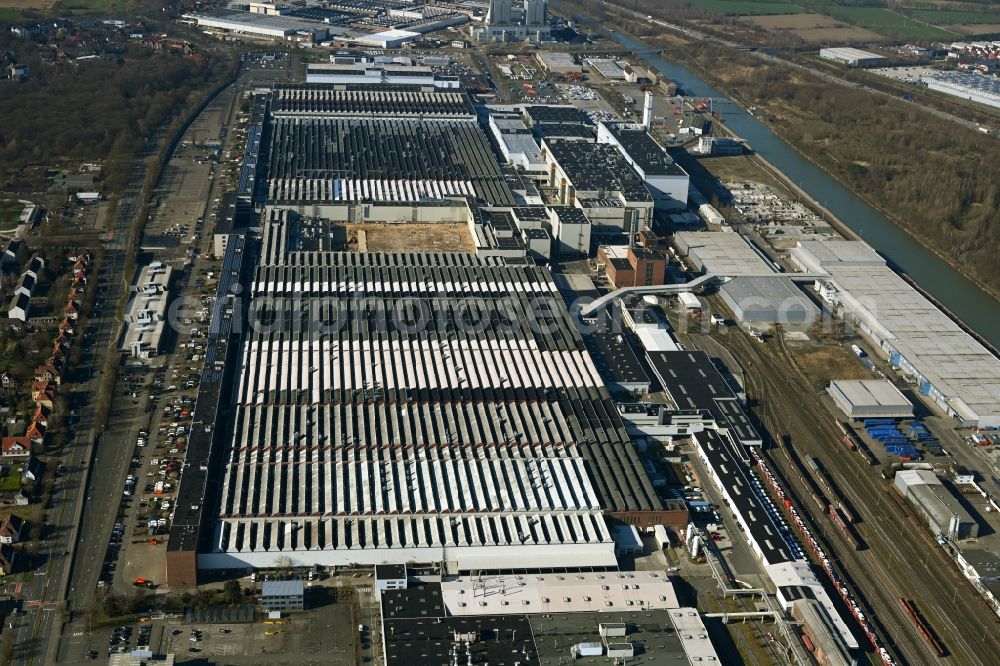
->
[[196, 217, 679, 573]]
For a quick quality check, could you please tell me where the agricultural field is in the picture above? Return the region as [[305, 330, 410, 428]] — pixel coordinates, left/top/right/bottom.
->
[[950, 23, 1000, 35], [817, 6, 955, 40], [681, 0, 1000, 39], [744, 13, 882, 42], [0, 0, 137, 14], [0, 0, 54, 12], [687, 0, 801, 16], [52, 0, 134, 14], [906, 9, 1000, 26]]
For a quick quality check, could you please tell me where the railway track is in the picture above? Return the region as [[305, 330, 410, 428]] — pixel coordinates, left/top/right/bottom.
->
[[689, 327, 1000, 666]]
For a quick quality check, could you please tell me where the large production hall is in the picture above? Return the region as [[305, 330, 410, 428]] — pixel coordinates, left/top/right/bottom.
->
[[164, 85, 683, 578], [202, 216, 675, 571]]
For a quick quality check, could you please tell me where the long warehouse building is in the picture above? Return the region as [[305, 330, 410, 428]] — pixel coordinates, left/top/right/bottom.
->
[[792, 240, 1000, 427]]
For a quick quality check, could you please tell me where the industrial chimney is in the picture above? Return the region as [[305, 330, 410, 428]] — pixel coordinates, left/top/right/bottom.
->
[[642, 90, 653, 130]]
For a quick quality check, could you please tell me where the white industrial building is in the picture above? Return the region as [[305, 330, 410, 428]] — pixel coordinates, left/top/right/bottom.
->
[[719, 275, 819, 326], [669, 609, 723, 665], [819, 47, 887, 67], [535, 52, 581, 76], [355, 29, 421, 49], [791, 240, 1000, 427], [305, 63, 460, 89], [548, 206, 591, 257], [488, 111, 546, 173], [541, 138, 654, 233], [597, 122, 689, 210], [827, 379, 913, 419], [586, 57, 625, 80], [199, 228, 671, 572], [895, 470, 979, 539], [694, 429, 858, 650], [439, 571, 678, 615], [186, 11, 329, 42], [674, 231, 777, 276], [122, 262, 172, 359], [921, 72, 1000, 110]]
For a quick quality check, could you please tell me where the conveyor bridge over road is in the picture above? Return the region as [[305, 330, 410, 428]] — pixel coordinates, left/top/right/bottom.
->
[[578, 272, 827, 318]]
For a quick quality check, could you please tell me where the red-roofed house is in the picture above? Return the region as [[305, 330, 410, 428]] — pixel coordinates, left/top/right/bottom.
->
[[0, 514, 24, 544], [31, 380, 55, 409], [25, 420, 44, 444], [1, 438, 31, 459]]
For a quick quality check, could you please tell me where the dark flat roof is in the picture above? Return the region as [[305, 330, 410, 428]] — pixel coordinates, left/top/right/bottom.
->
[[646, 350, 735, 409], [697, 429, 793, 565], [544, 140, 650, 201], [376, 563, 407, 581], [603, 123, 686, 177], [536, 123, 597, 140], [382, 583, 445, 620], [585, 329, 649, 388], [551, 206, 589, 225], [646, 350, 760, 445], [523, 105, 589, 125]]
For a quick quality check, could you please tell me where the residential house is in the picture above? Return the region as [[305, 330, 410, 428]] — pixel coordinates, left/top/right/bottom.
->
[[0, 241, 19, 269], [20, 457, 38, 483], [0, 438, 30, 459], [31, 405, 47, 428], [54, 333, 71, 352], [7, 63, 29, 81], [0, 514, 24, 544], [27, 255, 44, 275], [31, 380, 55, 409], [14, 272, 35, 298], [25, 420, 44, 446], [0, 372, 15, 391], [8, 293, 29, 322], [34, 360, 62, 385]]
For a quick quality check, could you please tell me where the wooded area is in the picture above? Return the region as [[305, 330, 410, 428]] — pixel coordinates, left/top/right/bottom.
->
[[0, 32, 229, 193]]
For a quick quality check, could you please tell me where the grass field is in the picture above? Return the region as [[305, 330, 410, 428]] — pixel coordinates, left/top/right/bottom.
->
[[52, 0, 132, 14], [0, 200, 24, 228], [906, 9, 1000, 25], [0, 7, 23, 19], [819, 6, 955, 39], [688, 0, 801, 16]]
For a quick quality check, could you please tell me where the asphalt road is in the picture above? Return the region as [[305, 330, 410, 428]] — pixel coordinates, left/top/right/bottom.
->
[[10, 143, 154, 666], [693, 323, 1000, 666]]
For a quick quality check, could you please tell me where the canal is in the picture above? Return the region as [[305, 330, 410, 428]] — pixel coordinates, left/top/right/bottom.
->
[[584, 18, 1000, 347]]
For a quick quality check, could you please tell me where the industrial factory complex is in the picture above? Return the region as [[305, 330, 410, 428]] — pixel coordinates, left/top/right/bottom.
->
[[143, 36, 1000, 666]]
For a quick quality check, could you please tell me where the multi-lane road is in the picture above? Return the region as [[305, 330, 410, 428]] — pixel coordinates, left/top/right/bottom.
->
[[10, 143, 153, 665]]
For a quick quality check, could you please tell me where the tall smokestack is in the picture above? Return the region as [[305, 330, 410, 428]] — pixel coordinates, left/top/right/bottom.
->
[[642, 90, 653, 130]]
